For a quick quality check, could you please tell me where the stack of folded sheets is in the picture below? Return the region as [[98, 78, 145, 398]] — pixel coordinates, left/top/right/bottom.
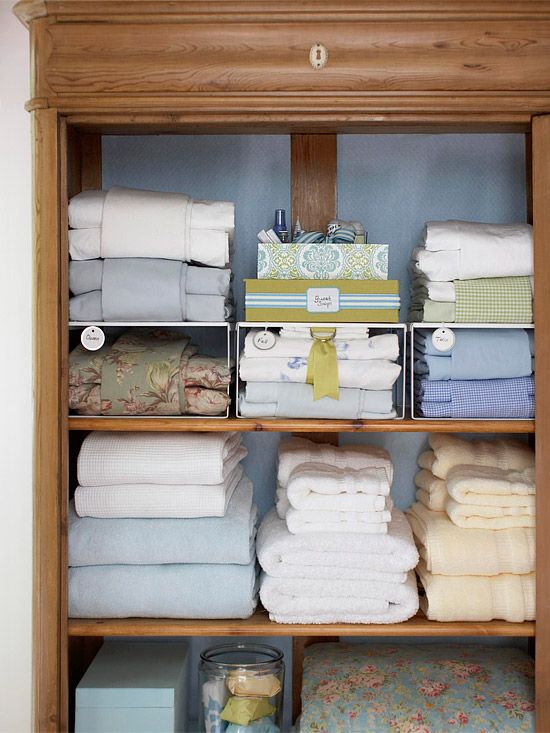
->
[[414, 327, 534, 418], [409, 220, 533, 323], [69, 328, 231, 416], [239, 327, 401, 419], [69, 431, 259, 619], [68, 186, 235, 321], [257, 437, 419, 623], [406, 434, 535, 622]]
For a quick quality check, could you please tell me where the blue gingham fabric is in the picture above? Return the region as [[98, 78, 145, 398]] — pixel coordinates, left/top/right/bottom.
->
[[417, 376, 534, 418]]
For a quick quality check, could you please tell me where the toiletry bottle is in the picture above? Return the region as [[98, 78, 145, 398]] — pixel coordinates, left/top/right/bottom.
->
[[273, 209, 289, 243]]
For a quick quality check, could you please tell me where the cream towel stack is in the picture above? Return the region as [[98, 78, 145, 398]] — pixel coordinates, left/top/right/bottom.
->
[[407, 434, 535, 622], [258, 437, 419, 623]]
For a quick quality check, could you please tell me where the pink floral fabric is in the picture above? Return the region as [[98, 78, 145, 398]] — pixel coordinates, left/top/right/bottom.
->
[[301, 643, 534, 733]]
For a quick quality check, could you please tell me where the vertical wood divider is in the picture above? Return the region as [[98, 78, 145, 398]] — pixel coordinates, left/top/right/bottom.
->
[[32, 108, 63, 733], [532, 115, 550, 733], [290, 132, 339, 721]]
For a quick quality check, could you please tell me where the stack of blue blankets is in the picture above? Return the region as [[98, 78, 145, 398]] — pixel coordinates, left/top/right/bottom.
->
[[414, 328, 534, 419], [68, 431, 259, 619]]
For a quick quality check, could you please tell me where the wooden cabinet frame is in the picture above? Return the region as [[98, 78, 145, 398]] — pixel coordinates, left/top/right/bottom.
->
[[15, 1, 550, 730]]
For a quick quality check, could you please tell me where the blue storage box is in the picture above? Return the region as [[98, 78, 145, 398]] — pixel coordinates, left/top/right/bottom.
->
[[76, 640, 189, 733]]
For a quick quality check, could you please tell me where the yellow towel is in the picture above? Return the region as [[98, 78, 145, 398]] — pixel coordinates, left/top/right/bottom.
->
[[446, 465, 535, 507], [427, 434, 534, 480], [445, 497, 535, 530], [414, 469, 447, 512]]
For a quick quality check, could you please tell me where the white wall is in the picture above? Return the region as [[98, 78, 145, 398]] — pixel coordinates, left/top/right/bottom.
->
[[0, 2, 33, 731]]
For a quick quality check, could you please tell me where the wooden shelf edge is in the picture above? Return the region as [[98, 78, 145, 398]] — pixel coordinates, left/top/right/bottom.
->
[[67, 611, 535, 638], [68, 416, 535, 433]]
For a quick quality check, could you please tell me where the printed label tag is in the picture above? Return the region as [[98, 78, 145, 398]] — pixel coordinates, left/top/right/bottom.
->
[[252, 330, 276, 350], [81, 326, 106, 351], [431, 327, 455, 353], [307, 287, 340, 313]]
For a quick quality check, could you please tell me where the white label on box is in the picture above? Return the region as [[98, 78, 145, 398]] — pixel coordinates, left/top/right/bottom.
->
[[307, 288, 340, 313], [81, 326, 105, 351], [431, 327, 455, 352]]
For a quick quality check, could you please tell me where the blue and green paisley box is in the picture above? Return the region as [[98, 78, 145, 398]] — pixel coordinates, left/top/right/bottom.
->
[[245, 278, 400, 322], [257, 242, 389, 280]]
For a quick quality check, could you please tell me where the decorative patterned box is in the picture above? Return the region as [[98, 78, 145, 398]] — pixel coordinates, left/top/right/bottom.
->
[[257, 242, 389, 280], [75, 640, 188, 733], [244, 279, 400, 322]]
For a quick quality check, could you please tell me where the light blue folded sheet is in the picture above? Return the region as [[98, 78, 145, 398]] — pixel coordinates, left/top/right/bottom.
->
[[415, 328, 533, 380], [69, 476, 257, 567], [69, 560, 259, 618]]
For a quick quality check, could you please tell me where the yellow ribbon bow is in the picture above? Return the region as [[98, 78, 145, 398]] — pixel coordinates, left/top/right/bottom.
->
[[306, 327, 339, 400]]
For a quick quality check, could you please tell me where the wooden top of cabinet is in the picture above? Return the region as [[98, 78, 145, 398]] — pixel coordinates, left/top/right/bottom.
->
[[14, 0, 550, 127]]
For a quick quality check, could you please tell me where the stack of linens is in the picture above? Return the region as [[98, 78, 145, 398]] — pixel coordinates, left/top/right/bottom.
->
[[239, 327, 401, 419], [68, 186, 234, 321], [257, 437, 419, 623], [69, 431, 258, 618], [407, 434, 535, 622], [409, 220, 533, 323], [414, 327, 534, 418], [69, 328, 231, 417]]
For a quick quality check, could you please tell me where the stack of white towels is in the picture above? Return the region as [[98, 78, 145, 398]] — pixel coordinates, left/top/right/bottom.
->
[[69, 431, 259, 619], [68, 185, 235, 322], [257, 437, 419, 624], [407, 434, 535, 622], [239, 326, 401, 419]]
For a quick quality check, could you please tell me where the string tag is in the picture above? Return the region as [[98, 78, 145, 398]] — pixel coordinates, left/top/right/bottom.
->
[[81, 326, 105, 351]]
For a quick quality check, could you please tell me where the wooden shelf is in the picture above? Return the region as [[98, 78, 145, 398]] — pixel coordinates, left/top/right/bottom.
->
[[68, 416, 535, 433], [68, 610, 535, 638]]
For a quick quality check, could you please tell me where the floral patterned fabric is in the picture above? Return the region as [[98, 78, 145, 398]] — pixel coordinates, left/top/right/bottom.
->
[[69, 329, 231, 416], [257, 243, 389, 280], [301, 643, 534, 733]]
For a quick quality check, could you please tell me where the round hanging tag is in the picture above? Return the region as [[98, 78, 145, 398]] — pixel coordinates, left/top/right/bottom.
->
[[431, 327, 455, 353], [252, 329, 276, 350], [81, 325, 106, 351]]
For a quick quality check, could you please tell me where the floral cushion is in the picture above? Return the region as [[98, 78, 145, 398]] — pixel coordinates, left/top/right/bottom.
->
[[300, 643, 534, 733]]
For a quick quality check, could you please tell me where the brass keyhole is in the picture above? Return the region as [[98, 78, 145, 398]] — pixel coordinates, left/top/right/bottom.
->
[[316, 49, 322, 62], [309, 43, 328, 69]]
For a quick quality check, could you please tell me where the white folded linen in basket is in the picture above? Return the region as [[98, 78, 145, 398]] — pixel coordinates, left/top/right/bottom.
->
[[278, 436, 394, 487], [244, 330, 399, 360], [77, 431, 246, 486], [278, 326, 370, 340], [260, 570, 419, 624], [74, 464, 243, 519], [239, 356, 401, 391]]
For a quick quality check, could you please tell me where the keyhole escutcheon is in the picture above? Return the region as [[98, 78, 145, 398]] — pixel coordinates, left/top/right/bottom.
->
[[309, 43, 328, 70]]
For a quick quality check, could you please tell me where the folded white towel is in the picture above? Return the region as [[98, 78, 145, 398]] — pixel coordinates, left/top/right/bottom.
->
[[260, 570, 419, 624], [445, 497, 535, 529], [427, 434, 534, 480], [278, 436, 393, 488], [286, 505, 391, 535], [244, 330, 399, 361], [74, 465, 243, 519], [239, 355, 400, 391], [77, 431, 246, 486], [257, 507, 418, 577], [417, 560, 535, 622], [69, 225, 230, 264], [414, 468, 447, 512], [407, 502, 535, 576], [279, 326, 369, 340], [446, 465, 535, 506], [286, 463, 391, 514]]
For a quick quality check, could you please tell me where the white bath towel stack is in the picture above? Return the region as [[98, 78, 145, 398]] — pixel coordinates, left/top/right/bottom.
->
[[407, 433, 536, 622], [238, 327, 401, 420], [257, 437, 419, 624]]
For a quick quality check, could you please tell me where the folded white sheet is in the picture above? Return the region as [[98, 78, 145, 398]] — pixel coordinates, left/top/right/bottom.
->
[[414, 468, 447, 512], [445, 497, 535, 529], [69, 226, 230, 264], [286, 463, 391, 513], [68, 189, 106, 228], [278, 436, 394, 488], [446, 465, 535, 506], [244, 331, 399, 361], [417, 560, 535, 622], [411, 276, 456, 302], [286, 505, 391, 535], [260, 570, 419, 624], [238, 395, 397, 420], [239, 355, 401, 391], [77, 431, 246, 486], [421, 219, 533, 254], [74, 465, 243, 519], [279, 326, 369, 340], [257, 507, 418, 576], [407, 501, 535, 576], [426, 434, 535, 480]]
